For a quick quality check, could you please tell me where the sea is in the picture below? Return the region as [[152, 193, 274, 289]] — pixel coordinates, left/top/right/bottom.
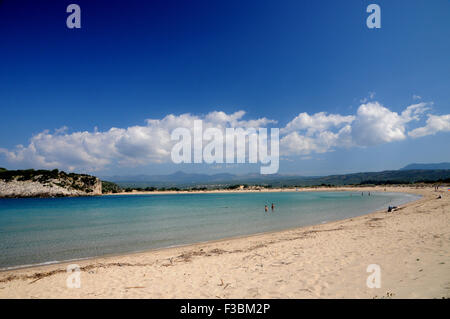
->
[[0, 191, 420, 270]]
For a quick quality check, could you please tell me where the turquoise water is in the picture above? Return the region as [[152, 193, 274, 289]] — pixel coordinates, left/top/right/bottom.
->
[[0, 191, 419, 269]]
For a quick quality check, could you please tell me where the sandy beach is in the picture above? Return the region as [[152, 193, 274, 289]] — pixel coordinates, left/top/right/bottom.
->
[[0, 186, 448, 299]]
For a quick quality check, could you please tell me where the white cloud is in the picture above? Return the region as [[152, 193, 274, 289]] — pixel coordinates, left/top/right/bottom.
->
[[408, 114, 450, 138], [351, 102, 427, 146], [281, 124, 352, 156], [352, 102, 405, 146], [400, 102, 431, 122], [0, 111, 276, 171], [281, 101, 436, 155], [280, 110, 354, 156], [281, 112, 354, 135], [0, 100, 448, 172]]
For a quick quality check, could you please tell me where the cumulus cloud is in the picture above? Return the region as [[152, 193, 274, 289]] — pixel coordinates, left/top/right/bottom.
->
[[351, 102, 428, 146], [408, 114, 450, 138], [0, 111, 276, 171], [352, 102, 405, 146], [351, 102, 431, 146], [281, 112, 354, 135], [280, 123, 352, 156], [0, 101, 448, 171], [280, 101, 438, 156], [279, 111, 354, 156]]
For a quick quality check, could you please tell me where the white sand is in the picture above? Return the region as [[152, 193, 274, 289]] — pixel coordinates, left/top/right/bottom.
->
[[0, 186, 448, 299]]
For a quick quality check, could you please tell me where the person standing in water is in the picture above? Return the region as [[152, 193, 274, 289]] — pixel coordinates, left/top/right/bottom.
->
[[264, 205, 268, 212], [271, 203, 275, 211]]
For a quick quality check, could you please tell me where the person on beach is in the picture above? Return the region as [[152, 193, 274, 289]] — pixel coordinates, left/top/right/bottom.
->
[[271, 203, 275, 211], [388, 206, 398, 213], [265, 205, 268, 212]]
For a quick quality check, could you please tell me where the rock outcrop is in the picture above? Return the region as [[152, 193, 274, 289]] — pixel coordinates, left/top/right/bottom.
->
[[0, 169, 102, 198]]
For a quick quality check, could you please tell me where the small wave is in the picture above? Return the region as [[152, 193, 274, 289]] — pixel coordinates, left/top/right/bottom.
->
[[1, 260, 60, 271], [0, 256, 93, 271]]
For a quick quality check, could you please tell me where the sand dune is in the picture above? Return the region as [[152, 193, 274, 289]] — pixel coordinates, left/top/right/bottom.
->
[[0, 186, 448, 299]]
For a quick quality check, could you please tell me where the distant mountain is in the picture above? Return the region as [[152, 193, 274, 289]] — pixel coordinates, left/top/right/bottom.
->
[[400, 162, 450, 170], [102, 169, 450, 188], [103, 171, 236, 184], [302, 169, 450, 186], [101, 171, 290, 187]]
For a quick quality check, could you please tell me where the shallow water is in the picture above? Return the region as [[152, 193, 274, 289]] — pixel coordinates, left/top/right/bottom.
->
[[0, 191, 420, 269]]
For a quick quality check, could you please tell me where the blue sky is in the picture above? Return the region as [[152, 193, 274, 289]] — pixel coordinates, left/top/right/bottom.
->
[[0, 0, 449, 176]]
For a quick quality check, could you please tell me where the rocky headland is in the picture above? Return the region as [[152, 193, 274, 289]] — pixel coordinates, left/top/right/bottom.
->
[[0, 168, 102, 198]]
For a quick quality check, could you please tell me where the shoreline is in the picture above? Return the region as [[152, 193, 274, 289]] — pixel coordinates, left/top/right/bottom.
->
[[0, 186, 447, 298], [102, 185, 425, 196], [0, 184, 438, 199], [0, 187, 420, 273]]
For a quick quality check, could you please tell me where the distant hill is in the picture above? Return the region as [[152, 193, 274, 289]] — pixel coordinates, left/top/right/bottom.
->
[[0, 169, 102, 198], [103, 171, 236, 184], [297, 169, 450, 187], [102, 171, 262, 187], [400, 162, 450, 170], [103, 169, 450, 188], [2, 167, 449, 195]]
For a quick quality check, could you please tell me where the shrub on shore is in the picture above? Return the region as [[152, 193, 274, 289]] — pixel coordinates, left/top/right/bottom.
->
[[101, 181, 122, 194]]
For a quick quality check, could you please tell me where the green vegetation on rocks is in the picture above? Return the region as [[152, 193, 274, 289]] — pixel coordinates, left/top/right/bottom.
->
[[101, 181, 122, 194], [0, 169, 102, 198]]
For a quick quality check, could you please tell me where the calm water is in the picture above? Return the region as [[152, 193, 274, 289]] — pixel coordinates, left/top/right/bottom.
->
[[0, 191, 420, 269]]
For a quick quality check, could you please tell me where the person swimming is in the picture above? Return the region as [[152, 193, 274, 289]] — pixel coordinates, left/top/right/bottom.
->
[[271, 203, 275, 211]]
